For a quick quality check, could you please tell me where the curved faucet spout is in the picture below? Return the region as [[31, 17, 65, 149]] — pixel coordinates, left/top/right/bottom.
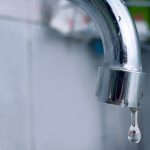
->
[[69, 0, 142, 71], [68, 0, 145, 109]]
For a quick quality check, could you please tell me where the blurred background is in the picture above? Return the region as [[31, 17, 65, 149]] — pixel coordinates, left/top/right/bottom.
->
[[0, 0, 149, 150]]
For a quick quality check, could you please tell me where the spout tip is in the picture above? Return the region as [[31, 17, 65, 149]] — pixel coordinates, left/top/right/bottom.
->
[[96, 67, 145, 109]]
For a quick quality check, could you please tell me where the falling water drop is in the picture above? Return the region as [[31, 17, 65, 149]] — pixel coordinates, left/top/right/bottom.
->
[[128, 109, 141, 143]]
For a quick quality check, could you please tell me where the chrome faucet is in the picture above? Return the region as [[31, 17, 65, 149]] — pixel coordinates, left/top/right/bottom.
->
[[68, 0, 145, 109]]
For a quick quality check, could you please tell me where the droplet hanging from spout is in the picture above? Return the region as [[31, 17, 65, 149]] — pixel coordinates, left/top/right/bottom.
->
[[128, 109, 141, 143]]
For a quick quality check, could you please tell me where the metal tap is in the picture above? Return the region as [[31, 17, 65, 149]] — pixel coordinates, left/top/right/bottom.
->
[[68, 0, 145, 109]]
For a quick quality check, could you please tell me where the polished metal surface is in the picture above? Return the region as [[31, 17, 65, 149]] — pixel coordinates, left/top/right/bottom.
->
[[69, 0, 145, 109], [96, 67, 145, 108]]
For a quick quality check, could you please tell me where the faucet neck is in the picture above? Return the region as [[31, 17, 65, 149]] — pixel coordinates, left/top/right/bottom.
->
[[69, 0, 142, 71]]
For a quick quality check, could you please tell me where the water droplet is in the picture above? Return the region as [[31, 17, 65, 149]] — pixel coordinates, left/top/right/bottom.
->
[[128, 109, 141, 143], [128, 125, 141, 143]]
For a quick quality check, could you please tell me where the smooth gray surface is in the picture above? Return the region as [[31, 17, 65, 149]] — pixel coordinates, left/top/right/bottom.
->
[[141, 51, 150, 150], [31, 26, 102, 150], [0, 20, 30, 150]]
